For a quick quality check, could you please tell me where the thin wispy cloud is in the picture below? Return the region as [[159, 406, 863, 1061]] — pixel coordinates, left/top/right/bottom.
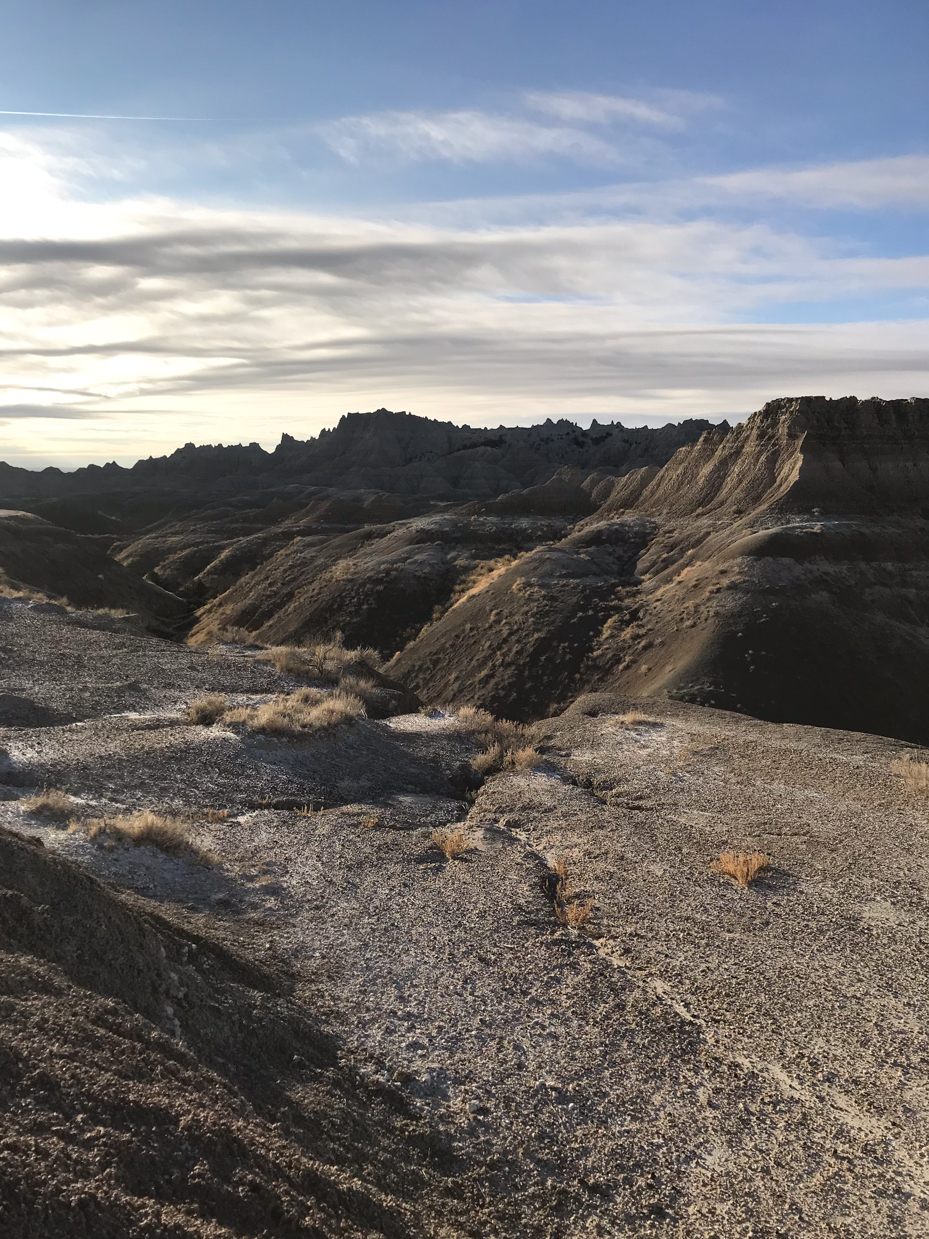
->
[[318, 108, 623, 167], [0, 122, 926, 464], [523, 89, 716, 128], [0, 109, 203, 121]]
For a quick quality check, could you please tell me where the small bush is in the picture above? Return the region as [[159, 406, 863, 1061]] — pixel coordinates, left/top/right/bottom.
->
[[261, 646, 316, 676], [891, 755, 929, 794], [186, 694, 228, 725], [431, 828, 469, 859], [21, 789, 72, 818], [361, 815, 379, 829], [615, 712, 651, 728], [555, 898, 594, 929], [710, 851, 770, 887], [458, 707, 540, 776], [549, 854, 570, 885], [73, 811, 209, 862]]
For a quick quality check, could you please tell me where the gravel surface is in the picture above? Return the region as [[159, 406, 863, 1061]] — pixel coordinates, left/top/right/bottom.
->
[[2, 597, 928, 1236]]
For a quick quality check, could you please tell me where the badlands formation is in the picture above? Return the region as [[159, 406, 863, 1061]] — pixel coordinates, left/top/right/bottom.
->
[[1, 394, 928, 1237]]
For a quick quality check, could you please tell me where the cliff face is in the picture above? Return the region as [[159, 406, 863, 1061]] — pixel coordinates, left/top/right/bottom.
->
[[388, 396, 929, 740], [611, 396, 929, 518]]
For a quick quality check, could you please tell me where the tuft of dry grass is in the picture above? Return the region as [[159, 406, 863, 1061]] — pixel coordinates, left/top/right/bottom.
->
[[223, 687, 365, 736], [549, 854, 570, 885], [72, 811, 210, 862], [189, 808, 229, 823], [295, 803, 319, 817], [555, 898, 594, 929], [891, 754, 929, 794], [710, 851, 770, 887], [361, 815, 379, 829], [261, 646, 316, 675], [614, 712, 652, 728], [21, 789, 73, 818], [431, 827, 469, 859], [458, 707, 541, 777], [186, 694, 228, 725]]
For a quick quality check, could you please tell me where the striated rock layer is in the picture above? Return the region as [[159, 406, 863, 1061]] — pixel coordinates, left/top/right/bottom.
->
[[390, 397, 929, 740]]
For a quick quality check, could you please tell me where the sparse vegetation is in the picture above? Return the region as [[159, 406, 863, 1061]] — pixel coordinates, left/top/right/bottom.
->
[[615, 712, 652, 728], [891, 754, 929, 794], [361, 815, 379, 829], [547, 854, 594, 929], [555, 898, 594, 929], [71, 811, 210, 861], [710, 851, 770, 887], [225, 688, 366, 735], [457, 706, 542, 776], [431, 828, 469, 859], [186, 694, 228, 725], [21, 788, 73, 818]]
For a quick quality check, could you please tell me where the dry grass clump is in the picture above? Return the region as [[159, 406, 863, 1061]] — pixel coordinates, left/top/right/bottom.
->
[[547, 855, 594, 929], [457, 706, 542, 776], [72, 811, 209, 861], [21, 788, 73, 818], [710, 851, 770, 887], [226, 688, 365, 735], [891, 754, 929, 794], [555, 898, 594, 929], [431, 827, 469, 859], [186, 694, 228, 725], [361, 815, 379, 829], [190, 808, 229, 823], [615, 712, 652, 728]]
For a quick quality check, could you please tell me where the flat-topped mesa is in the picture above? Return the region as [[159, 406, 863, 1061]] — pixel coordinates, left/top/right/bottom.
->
[[609, 396, 929, 518]]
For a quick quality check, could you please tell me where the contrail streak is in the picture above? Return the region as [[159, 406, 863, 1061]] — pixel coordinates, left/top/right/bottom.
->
[[0, 109, 204, 121]]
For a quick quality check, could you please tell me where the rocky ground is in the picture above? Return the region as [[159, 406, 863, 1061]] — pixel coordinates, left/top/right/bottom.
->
[[2, 596, 928, 1236]]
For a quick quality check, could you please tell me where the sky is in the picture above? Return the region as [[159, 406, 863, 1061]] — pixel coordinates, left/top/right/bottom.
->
[[0, 0, 927, 467]]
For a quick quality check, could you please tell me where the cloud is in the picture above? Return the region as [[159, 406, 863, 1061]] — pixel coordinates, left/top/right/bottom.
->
[[0, 128, 927, 464], [705, 155, 929, 211], [523, 90, 712, 128], [0, 403, 97, 418], [318, 108, 622, 167]]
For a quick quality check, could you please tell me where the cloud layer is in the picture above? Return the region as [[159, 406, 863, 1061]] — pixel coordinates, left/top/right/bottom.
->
[[0, 123, 927, 465]]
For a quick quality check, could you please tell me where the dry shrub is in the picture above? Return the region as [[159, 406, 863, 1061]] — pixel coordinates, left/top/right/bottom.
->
[[555, 898, 594, 929], [190, 808, 229, 823], [295, 804, 319, 817], [228, 688, 365, 736], [615, 712, 651, 728], [74, 811, 209, 862], [550, 854, 570, 885], [431, 828, 469, 859], [186, 694, 228, 725], [361, 815, 379, 829], [21, 788, 72, 818], [710, 851, 770, 887], [471, 744, 506, 775], [548, 855, 593, 929], [458, 706, 540, 776], [507, 745, 543, 771], [261, 646, 316, 676], [891, 755, 929, 794], [301, 634, 382, 681]]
